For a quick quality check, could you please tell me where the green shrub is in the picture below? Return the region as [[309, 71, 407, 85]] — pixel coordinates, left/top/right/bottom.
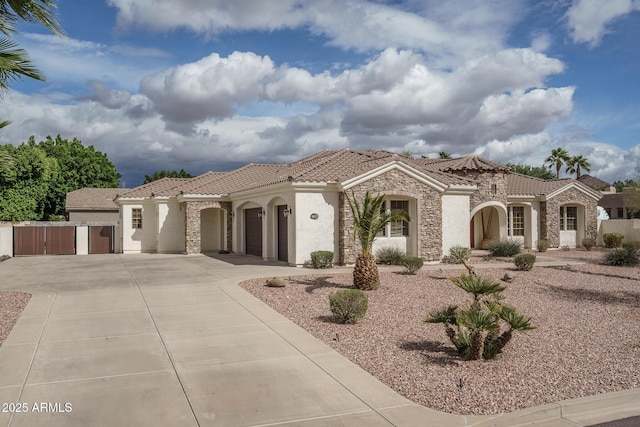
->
[[375, 246, 405, 265], [329, 289, 368, 324], [448, 245, 471, 264], [536, 239, 549, 252], [622, 240, 640, 250], [603, 233, 624, 248], [513, 253, 536, 271], [487, 238, 521, 257], [604, 247, 639, 266], [399, 256, 424, 274], [310, 251, 334, 268], [581, 238, 596, 251]]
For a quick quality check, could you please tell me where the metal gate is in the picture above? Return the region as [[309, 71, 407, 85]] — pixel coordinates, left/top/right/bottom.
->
[[89, 225, 114, 254], [14, 226, 76, 256]]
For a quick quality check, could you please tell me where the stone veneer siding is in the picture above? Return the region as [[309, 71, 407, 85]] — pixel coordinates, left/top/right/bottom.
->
[[338, 169, 442, 265], [183, 201, 232, 254], [452, 171, 508, 211], [544, 188, 597, 248]]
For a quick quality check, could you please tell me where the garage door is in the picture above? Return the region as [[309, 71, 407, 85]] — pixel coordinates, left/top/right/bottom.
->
[[245, 208, 263, 257], [89, 225, 114, 254], [14, 226, 76, 256]]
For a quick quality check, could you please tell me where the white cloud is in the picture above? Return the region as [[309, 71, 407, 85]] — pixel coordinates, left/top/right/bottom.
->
[[565, 0, 640, 46]]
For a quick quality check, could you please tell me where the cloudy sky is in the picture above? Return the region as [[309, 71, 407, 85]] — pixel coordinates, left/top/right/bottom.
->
[[2, 0, 639, 187]]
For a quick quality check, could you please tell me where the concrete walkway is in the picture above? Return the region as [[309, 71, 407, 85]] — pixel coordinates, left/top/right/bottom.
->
[[0, 254, 637, 426]]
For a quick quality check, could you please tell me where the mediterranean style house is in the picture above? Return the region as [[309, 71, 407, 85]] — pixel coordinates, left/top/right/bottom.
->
[[114, 149, 601, 265]]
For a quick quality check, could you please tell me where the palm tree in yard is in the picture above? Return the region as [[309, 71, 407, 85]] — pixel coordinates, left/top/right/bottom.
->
[[438, 151, 452, 159], [565, 155, 591, 179], [545, 147, 570, 179], [346, 190, 410, 290], [0, 0, 63, 127]]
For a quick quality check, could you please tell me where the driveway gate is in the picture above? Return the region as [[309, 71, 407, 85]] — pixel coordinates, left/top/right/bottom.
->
[[14, 226, 76, 256]]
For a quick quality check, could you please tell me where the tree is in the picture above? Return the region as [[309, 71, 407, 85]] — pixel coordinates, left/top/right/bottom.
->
[[438, 151, 452, 159], [143, 169, 193, 183], [506, 163, 555, 180], [623, 176, 640, 218], [345, 190, 410, 290], [37, 135, 120, 217], [545, 147, 570, 179], [0, 1, 64, 126], [565, 155, 591, 179], [613, 179, 638, 193]]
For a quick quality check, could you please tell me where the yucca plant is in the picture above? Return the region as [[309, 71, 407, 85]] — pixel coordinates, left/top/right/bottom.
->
[[345, 190, 410, 290], [425, 274, 535, 360]]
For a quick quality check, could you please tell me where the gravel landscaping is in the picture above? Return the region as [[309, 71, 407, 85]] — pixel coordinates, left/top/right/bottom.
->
[[0, 291, 31, 346], [239, 249, 640, 415]]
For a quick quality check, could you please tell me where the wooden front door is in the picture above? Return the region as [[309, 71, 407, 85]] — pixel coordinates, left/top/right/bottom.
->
[[245, 208, 263, 257]]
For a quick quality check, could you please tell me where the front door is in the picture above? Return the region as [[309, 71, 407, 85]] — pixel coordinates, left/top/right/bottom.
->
[[277, 205, 288, 262], [245, 208, 263, 257]]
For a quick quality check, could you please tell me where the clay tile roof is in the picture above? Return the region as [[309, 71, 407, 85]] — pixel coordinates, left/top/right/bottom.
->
[[506, 173, 573, 196], [425, 154, 511, 173], [577, 174, 610, 191], [66, 188, 128, 211], [118, 177, 193, 198]]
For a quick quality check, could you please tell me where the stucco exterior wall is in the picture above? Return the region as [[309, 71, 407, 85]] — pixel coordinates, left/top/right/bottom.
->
[[442, 194, 471, 254], [339, 169, 442, 265], [156, 200, 185, 253], [0, 225, 12, 257], [294, 191, 338, 265], [121, 203, 143, 253], [598, 219, 640, 244], [68, 211, 119, 223], [76, 226, 88, 255], [545, 188, 598, 248], [141, 201, 158, 253]]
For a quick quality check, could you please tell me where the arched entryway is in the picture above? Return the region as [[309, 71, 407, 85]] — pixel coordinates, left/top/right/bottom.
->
[[200, 208, 227, 253], [470, 203, 507, 249]]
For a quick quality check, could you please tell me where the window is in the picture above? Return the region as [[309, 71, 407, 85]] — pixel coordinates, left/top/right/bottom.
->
[[617, 208, 624, 218], [507, 206, 524, 236], [132, 208, 143, 229], [389, 200, 409, 237], [560, 206, 577, 231]]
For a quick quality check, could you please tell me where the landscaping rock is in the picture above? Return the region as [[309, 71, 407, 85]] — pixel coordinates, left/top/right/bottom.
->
[[266, 277, 286, 287], [502, 272, 515, 283]]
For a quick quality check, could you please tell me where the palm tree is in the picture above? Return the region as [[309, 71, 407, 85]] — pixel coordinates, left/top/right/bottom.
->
[[438, 151, 452, 159], [565, 155, 591, 179], [345, 190, 410, 290], [545, 147, 570, 179], [0, 0, 63, 126]]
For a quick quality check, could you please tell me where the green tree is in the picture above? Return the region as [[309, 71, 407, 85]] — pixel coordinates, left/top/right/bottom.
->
[[0, 1, 64, 126], [613, 179, 638, 193], [545, 147, 570, 179], [438, 151, 452, 159], [623, 176, 640, 218], [143, 169, 193, 184], [0, 142, 57, 220], [565, 155, 591, 179], [506, 163, 555, 180], [37, 135, 120, 217], [345, 190, 410, 290]]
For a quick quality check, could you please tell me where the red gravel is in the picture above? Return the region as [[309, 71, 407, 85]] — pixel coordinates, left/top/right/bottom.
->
[[239, 250, 640, 415]]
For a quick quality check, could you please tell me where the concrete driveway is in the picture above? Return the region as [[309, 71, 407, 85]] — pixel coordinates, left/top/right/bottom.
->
[[0, 254, 637, 427]]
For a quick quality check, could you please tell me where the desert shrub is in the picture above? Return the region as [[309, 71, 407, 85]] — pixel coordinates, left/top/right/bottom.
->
[[536, 239, 549, 252], [375, 246, 405, 265], [581, 238, 596, 251], [603, 233, 624, 248], [329, 289, 368, 324], [622, 240, 640, 250], [310, 251, 334, 268], [448, 245, 471, 264], [425, 274, 535, 360], [487, 238, 521, 257], [513, 253, 536, 271], [399, 256, 423, 274], [604, 247, 639, 266]]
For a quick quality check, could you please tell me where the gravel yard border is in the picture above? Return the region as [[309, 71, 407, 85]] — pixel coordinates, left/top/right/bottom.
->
[[0, 291, 31, 346], [239, 249, 640, 415]]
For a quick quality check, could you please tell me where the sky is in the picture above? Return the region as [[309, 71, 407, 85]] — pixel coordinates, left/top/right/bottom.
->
[[2, 0, 639, 187]]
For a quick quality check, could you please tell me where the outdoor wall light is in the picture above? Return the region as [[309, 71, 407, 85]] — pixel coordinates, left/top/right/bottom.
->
[[283, 206, 292, 218], [257, 209, 265, 218]]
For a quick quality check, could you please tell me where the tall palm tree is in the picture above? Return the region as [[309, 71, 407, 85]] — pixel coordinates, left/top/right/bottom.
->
[[0, 0, 63, 126], [345, 190, 410, 290], [545, 147, 570, 179], [438, 151, 452, 159], [565, 155, 591, 179]]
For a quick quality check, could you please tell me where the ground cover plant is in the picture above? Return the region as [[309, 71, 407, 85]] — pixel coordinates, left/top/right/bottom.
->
[[239, 249, 640, 415]]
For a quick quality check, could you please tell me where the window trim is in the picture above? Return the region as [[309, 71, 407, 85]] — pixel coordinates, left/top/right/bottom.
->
[[131, 208, 143, 229], [560, 206, 577, 231], [507, 206, 524, 236]]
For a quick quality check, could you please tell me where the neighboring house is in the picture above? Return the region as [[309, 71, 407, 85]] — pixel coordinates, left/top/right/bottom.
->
[[66, 188, 129, 222], [114, 150, 601, 265]]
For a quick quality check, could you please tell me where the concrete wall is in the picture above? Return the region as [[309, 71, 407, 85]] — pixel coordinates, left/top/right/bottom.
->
[[76, 226, 89, 255], [0, 225, 12, 257], [598, 219, 640, 244]]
